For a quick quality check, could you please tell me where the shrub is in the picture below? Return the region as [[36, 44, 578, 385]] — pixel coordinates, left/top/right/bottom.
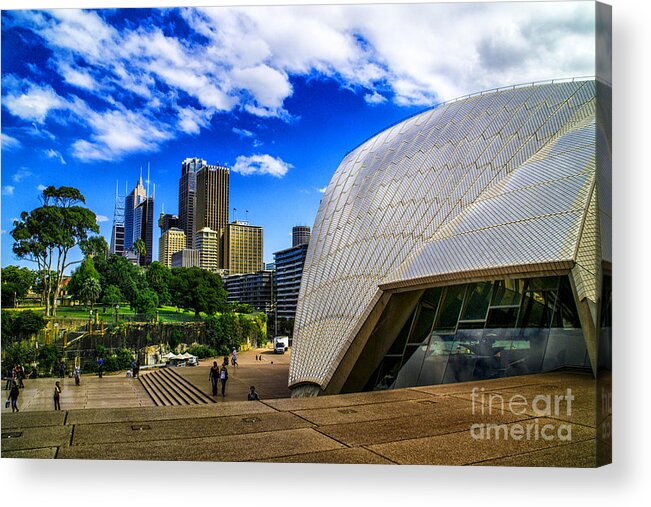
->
[[187, 344, 218, 359]]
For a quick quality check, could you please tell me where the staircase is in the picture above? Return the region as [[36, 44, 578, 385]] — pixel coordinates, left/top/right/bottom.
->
[[139, 367, 215, 406]]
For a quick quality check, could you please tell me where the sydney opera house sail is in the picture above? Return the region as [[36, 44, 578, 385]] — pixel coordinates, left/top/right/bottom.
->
[[289, 79, 611, 397]]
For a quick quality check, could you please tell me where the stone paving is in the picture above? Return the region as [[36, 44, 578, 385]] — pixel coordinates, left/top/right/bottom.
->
[[1, 370, 609, 466]]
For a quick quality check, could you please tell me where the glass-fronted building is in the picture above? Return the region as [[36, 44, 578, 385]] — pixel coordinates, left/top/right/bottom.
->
[[289, 79, 611, 397]]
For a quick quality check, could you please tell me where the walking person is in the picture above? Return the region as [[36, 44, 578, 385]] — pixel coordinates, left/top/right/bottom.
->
[[134, 359, 140, 379], [209, 361, 220, 397], [16, 364, 24, 388], [53, 381, 62, 411], [219, 364, 228, 397], [231, 349, 238, 368], [59, 361, 65, 379], [73, 367, 80, 386], [7, 381, 20, 412], [97, 357, 103, 378]]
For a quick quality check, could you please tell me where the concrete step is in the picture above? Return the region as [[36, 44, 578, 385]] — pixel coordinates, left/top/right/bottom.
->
[[139, 368, 215, 406]]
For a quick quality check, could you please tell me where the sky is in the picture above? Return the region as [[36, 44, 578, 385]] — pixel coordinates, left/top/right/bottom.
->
[[1, 0, 596, 270]]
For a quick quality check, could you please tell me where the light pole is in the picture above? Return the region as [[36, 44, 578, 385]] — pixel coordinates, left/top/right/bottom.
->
[[115, 304, 119, 324]]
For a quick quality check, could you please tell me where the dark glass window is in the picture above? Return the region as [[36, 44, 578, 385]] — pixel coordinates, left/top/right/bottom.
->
[[386, 309, 415, 355], [460, 282, 492, 321], [491, 279, 524, 306], [601, 275, 612, 327], [518, 291, 554, 328], [373, 356, 402, 390], [557, 277, 581, 328], [525, 277, 560, 291], [422, 287, 443, 309], [433, 285, 466, 331], [486, 307, 519, 328], [408, 305, 437, 344]]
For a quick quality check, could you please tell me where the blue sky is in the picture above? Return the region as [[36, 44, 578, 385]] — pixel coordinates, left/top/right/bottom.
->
[[1, 2, 596, 269]]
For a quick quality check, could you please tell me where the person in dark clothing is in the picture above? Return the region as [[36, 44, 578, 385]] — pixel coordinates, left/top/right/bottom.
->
[[134, 359, 140, 378], [59, 362, 65, 379], [16, 364, 25, 388], [97, 358, 103, 378], [53, 381, 61, 410], [219, 365, 228, 397], [29, 366, 37, 379], [247, 386, 259, 401], [7, 382, 20, 412], [209, 361, 220, 396]]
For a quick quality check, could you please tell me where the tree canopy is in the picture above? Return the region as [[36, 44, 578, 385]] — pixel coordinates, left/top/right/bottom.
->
[[170, 267, 228, 317]]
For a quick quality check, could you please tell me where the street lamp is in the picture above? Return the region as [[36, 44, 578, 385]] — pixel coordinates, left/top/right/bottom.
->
[[115, 304, 119, 324]]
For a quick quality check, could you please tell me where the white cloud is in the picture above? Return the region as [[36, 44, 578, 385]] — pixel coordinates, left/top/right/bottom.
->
[[37, 184, 47, 191], [95, 215, 109, 223], [12, 167, 32, 183], [232, 154, 292, 178], [3, 80, 68, 123], [364, 92, 387, 105], [45, 149, 67, 164], [233, 128, 254, 138], [2, 186, 15, 196], [2, 133, 22, 151]]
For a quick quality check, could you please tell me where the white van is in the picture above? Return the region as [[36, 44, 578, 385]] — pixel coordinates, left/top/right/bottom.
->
[[273, 336, 289, 354]]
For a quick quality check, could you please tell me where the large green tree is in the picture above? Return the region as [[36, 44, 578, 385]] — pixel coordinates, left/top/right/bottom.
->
[[170, 267, 228, 317], [80, 235, 109, 260], [11, 186, 99, 316], [68, 256, 100, 305], [146, 262, 172, 306], [1, 265, 36, 307]]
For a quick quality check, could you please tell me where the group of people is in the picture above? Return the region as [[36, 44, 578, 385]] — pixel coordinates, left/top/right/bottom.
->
[[4, 363, 63, 413], [207, 349, 261, 401]]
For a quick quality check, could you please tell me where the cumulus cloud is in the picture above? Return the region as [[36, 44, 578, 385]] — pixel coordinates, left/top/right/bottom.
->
[[95, 215, 109, 223], [37, 184, 47, 191], [232, 154, 292, 178], [45, 149, 67, 164], [12, 167, 32, 183], [2, 186, 15, 196], [2, 4, 596, 160], [2, 133, 22, 151]]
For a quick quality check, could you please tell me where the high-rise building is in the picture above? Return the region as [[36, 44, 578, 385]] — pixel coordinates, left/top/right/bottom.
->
[[158, 213, 179, 234], [110, 182, 126, 256], [171, 249, 201, 268], [178, 157, 206, 250], [159, 227, 186, 268], [292, 226, 311, 247], [124, 175, 146, 252], [194, 227, 219, 272], [223, 270, 274, 311], [134, 191, 154, 266], [195, 164, 229, 268], [226, 220, 263, 275], [273, 242, 309, 321]]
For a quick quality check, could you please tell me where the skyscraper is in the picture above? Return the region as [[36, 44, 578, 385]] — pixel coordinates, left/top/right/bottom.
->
[[292, 226, 311, 247], [194, 227, 219, 272], [226, 220, 264, 274], [134, 189, 154, 266], [110, 181, 125, 255], [124, 174, 146, 252], [195, 164, 229, 268], [159, 227, 186, 268], [273, 241, 309, 321], [158, 212, 179, 234], [178, 157, 206, 250]]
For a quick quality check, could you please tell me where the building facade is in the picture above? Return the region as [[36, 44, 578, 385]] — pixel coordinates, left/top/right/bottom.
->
[[194, 227, 219, 272], [273, 243, 309, 321], [289, 80, 611, 397], [171, 248, 201, 268], [223, 270, 274, 311], [124, 176, 146, 252], [292, 226, 311, 247], [159, 227, 186, 268], [134, 193, 154, 266], [226, 220, 263, 275], [178, 157, 206, 250], [158, 213, 179, 234], [195, 164, 229, 268]]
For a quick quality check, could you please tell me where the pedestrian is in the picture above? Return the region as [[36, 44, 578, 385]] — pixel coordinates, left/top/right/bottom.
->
[[223, 355, 229, 367], [219, 364, 228, 397], [16, 364, 24, 388], [97, 357, 103, 378], [231, 349, 238, 367], [7, 381, 20, 412], [209, 361, 220, 396], [73, 367, 80, 386], [53, 381, 62, 410], [134, 359, 140, 378], [247, 386, 259, 401], [59, 362, 65, 379], [29, 366, 38, 379]]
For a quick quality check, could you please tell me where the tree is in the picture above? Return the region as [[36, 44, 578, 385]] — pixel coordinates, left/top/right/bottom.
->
[[1, 310, 46, 343], [79, 278, 101, 310], [101, 285, 123, 308], [146, 262, 171, 306], [80, 235, 109, 259], [11, 186, 99, 317], [133, 288, 159, 318], [95, 254, 146, 307], [170, 267, 228, 317], [133, 238, 146, 265], [68, 256, 100, 305], [1, 265, 36, 307]]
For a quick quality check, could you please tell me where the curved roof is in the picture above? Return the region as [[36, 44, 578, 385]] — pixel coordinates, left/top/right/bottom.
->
[[289, 79, 610, 390]]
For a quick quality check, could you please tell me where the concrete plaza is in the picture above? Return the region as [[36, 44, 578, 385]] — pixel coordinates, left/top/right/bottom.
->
[[1, 364, 608, 466]]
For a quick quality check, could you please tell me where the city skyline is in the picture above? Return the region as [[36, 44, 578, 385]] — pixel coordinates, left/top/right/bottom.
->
[[1, 2, 597, 270]]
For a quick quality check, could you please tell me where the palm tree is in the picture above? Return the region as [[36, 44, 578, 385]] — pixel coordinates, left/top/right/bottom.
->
[[133, 238, 146, 265]]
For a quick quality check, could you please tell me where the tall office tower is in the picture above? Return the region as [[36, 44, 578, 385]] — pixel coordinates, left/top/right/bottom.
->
[[159, 227, 186, 268], [124, 174, 147, 252], [178, 157, 207, 249], [110, 181, 125, 255], [134, 190, 154, 266], [292, 226, 311, 247], [226, 220, 264, 274], [158, 213, 179, 234], [194, 227, 219, 272], [273, 242, 309, 321], [195, 164, 229, 268], [223, 270, 273, 311]]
